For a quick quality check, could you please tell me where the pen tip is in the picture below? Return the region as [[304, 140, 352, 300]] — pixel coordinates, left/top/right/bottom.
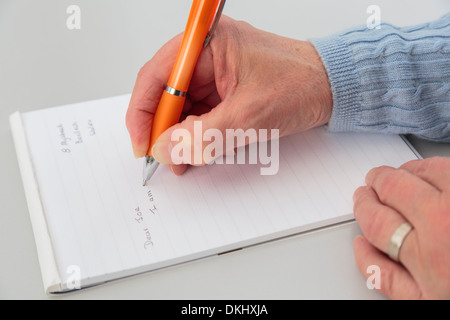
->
[[142, 180, 147, 186]]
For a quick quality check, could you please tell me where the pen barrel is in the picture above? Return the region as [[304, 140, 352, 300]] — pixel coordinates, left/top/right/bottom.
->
[[148, 0, 221, 156], [148, 90, 186, 156], [167, 0, 221, 91]]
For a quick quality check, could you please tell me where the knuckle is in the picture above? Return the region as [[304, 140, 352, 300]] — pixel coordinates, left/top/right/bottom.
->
[[428, 156, 449, 169], [137, 64, 149, 80], [376, 172, 398, 203], [412, 158, 433, 175], [410, 157, 450, 176], [363, 206, 386, 242], [353, 187, 371, 215], [379, 263, 396, 294], [352, 195, 363, 215]]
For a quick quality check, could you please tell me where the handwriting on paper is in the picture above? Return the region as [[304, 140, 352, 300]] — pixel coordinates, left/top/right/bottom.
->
[[56, 120, 96, 153], [131, 187, 159, 250], [147, 190, 158, 215], [132, 207, 154, 250]]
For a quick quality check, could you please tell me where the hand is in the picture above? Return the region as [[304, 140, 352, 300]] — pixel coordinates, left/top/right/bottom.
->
[[353, 156, 450, 299], [126, 16, 332, 175]]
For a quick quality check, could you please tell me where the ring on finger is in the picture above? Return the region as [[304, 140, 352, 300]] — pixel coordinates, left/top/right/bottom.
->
[[388, 221, 414, 262]]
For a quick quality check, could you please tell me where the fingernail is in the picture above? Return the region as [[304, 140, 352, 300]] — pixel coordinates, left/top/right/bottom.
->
[[168, 164, 177, 175], [132, 144, 146, 159], [168, 164, 188, 176], [151, 141, 173, 164]]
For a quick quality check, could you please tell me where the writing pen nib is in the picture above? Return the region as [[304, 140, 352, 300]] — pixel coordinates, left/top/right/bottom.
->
[[142, 155, 160, 187]]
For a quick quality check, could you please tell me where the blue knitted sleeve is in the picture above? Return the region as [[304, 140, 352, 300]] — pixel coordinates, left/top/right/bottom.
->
[[311, 13, 450, 142]]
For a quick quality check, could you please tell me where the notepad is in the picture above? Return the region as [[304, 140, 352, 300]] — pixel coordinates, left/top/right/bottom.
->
[[10, 94, 420, 294]]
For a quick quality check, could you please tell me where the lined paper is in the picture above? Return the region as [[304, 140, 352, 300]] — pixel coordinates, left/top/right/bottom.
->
[[20, 94, 419, 290]]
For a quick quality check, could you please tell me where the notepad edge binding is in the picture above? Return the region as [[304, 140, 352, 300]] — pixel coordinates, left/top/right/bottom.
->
[[9, 111, 63, 295]]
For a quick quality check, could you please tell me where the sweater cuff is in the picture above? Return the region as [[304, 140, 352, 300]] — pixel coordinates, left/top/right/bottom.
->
[[310, 35, 361, 132]]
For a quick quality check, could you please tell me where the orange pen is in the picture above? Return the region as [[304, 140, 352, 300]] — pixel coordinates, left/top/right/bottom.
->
[[142, 0, 226, 185]]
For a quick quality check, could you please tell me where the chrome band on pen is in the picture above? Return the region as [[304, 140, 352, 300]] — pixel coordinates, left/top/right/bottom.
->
[[165, 86, 187, 98]]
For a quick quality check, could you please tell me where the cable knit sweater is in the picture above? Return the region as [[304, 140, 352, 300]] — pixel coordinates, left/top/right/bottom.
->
[[311, 13, 450, 142]]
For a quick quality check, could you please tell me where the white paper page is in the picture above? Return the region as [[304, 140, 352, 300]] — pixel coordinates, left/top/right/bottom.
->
[[21, 94, 419, 291]]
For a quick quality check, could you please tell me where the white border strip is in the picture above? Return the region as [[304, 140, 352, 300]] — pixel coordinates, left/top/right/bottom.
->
[[9, 112, 62, 294]]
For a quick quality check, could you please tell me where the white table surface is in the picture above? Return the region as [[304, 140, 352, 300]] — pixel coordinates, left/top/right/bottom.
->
[[1, 0, 449, 300]]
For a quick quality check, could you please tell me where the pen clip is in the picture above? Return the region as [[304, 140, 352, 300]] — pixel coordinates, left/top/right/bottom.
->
[[203, 0, 226, 48]]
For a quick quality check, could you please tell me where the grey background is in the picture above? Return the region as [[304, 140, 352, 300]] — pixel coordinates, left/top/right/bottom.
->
[[1, 0, 449, 299]]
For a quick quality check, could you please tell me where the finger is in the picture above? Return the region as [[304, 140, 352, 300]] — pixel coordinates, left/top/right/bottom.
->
[[353, 236, 422, 300], [126, 34, 184, 158], [365, 166, 441, 226], [168, 164, 188, 176], [182, 79, 220, 116], [150, 104, 233, 166], [183, 101, 214, 117], [126, 28, 221, 159], [400, 157, 450, 193], [353, 186, 406, 254], [197, 89, 222, 109], [353, 186, 420, 271]]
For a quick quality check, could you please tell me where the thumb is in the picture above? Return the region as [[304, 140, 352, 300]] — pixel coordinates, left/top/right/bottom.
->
[[151, 107, 234, 166]]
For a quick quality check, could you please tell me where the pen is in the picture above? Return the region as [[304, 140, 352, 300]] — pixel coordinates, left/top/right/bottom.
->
[[142, 0, 226, 186]]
